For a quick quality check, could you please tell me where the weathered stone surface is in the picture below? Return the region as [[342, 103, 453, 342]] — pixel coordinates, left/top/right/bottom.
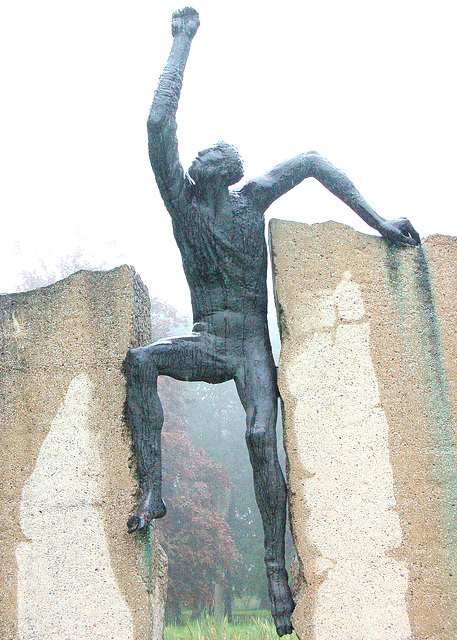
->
[[0, 266, 167, 640], [270, 220, 457, 640]]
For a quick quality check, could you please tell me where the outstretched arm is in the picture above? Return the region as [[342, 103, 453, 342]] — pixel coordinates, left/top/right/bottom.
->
[[147, 8, 200, 216], [246, 151, 420, 245]]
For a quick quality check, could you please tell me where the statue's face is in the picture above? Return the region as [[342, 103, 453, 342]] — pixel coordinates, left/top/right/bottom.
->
[[189, 147, 225, 181], [188, 144, 244, 186]]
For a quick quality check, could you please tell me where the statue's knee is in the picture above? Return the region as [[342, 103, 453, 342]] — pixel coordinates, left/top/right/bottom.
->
[[123, 347, 150, 381], [246, 424, 267, 450]]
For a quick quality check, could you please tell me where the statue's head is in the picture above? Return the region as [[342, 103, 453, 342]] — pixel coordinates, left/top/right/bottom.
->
[[188, 142, 244, 187]]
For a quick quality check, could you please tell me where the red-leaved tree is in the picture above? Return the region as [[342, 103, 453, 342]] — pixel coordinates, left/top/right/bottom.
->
[[158, 398, 241, 621]]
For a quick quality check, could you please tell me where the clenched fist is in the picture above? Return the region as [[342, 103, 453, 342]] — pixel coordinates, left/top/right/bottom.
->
[[171, 7, 200, 39]]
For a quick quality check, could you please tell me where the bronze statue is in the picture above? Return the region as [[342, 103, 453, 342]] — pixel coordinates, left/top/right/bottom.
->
[[123, 7, 420, 636]]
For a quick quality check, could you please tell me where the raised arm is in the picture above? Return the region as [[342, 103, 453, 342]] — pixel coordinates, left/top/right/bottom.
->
[[246, 151, 420, 245], [147, 8, 200, 216]]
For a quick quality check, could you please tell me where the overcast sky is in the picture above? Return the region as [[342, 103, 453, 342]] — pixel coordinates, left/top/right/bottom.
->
[[1, 0, 455, 314]]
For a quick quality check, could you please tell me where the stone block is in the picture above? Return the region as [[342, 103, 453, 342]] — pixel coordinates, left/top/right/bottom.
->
[[0, 266, 167, 640], [270, 220, 457, 640]]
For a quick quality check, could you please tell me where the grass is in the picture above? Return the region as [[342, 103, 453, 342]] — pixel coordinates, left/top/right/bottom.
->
[[164, 613, 298, 640]]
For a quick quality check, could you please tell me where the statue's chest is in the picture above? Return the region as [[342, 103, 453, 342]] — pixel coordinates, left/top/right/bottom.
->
[[181, 197, 265, 262], [210, 200, 264, 245]]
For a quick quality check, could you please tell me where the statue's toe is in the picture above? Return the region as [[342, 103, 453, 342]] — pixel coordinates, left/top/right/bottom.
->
[[127, 514, 146, 533], [127, 500, 167, 533], [274, 613, 293, 637]]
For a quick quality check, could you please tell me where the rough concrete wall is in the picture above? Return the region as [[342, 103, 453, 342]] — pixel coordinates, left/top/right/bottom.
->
[[270, 220, 457, 640], [0, 266, 167, 640]]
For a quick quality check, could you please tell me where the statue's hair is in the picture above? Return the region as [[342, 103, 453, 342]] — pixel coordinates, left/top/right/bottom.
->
[[213, 141, 244, 186]]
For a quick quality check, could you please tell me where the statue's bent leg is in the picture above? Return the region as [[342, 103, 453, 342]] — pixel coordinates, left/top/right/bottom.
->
[[123, 344, 166, 532], [235, 356, 294, 637], [123, 329, 234, 533]]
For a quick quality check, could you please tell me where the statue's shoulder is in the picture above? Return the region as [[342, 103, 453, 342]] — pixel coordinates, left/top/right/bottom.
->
[[239, 177, 264, 197], [239, 177, 270, 212]]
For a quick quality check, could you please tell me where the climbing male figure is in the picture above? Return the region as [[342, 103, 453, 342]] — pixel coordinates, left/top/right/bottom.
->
[[124, 7, 420, 636]]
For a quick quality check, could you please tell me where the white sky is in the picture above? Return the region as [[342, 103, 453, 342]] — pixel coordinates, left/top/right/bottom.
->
[[1, 0, 456, 314]]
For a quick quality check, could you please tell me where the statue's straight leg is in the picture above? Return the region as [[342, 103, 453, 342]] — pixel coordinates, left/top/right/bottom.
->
[[234, 346, 294, 637]]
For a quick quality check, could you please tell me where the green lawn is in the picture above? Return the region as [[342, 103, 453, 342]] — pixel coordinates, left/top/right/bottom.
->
[[164, 613, 297, 640]]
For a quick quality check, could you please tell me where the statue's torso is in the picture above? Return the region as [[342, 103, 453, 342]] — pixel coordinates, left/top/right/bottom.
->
[[171, 190, 268, 322]]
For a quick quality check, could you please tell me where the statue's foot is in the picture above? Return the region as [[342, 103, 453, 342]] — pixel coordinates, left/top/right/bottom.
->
[[127, 490, 167, 533], [273, 611, 294, 638], [268, 566, 295, 637]]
